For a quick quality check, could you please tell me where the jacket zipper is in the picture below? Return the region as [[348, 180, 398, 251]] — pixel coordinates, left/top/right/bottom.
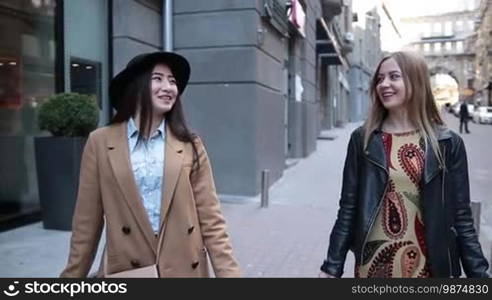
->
[[441, 145, 453, 277], [361, 155, 389, 265], [444, 171, 452, 277]]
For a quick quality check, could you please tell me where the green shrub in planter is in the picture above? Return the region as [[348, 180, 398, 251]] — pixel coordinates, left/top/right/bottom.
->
[[35, 92, 99, 230], [38, 92, 99, 137]]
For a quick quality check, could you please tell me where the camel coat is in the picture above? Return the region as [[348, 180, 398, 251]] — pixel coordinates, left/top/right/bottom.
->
[[60, 122, 241, 277]]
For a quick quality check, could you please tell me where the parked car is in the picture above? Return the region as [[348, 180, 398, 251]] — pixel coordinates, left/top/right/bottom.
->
[[473, 106, 492, 124], [451, 102, 461, 116], [470, 105, 478, 122], [452, 102, 474, 118]]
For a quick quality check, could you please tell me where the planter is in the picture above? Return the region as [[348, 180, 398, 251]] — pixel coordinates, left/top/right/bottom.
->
[[34, 137, 86, 230]]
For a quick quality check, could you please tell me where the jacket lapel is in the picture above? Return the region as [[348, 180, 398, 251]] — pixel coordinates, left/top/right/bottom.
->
[[106, 122, 157, 253], [423, 127, 452, 184], [159, 126, 184, 230], [423, 142, 440, 184], [365, 130, 388, 171]]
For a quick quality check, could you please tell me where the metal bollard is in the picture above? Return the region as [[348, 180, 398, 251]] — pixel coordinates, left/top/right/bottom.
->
[[260, 169, 269, 208], [490, 243, 492, 276], [470, 200, 481, 235], [489, 243, 492, 276]]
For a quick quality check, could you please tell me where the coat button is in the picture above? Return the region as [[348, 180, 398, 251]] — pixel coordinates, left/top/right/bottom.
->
[[122, 226, 131, 235], [365, 150, 370, 155], [191, 261, 199, 269], [188, 226, 194, 234], [131, 260, 141, 268]]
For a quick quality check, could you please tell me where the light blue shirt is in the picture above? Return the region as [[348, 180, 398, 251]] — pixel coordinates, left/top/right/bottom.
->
[[127, 118, 165, 233]]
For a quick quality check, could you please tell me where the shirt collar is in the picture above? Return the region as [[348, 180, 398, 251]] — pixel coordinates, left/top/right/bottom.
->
[[127, 118, 139, 139], [127, 117, 166, 141], [155, 119, 165, 139]]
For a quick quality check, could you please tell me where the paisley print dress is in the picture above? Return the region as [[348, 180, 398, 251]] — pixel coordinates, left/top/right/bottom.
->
[[356, 130, 431, 278]]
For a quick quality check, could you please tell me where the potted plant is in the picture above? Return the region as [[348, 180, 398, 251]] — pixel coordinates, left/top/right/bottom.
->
[[35, 93, 99, 230]]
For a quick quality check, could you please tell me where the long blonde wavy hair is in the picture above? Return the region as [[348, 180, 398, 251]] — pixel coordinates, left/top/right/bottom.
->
[[363, 51, 446, 167]]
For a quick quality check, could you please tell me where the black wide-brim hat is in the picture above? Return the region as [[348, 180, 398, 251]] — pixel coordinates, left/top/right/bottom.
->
[[110, 51, 190, 111]]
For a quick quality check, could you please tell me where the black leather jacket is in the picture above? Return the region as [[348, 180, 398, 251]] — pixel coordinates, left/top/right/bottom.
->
[[321, 126, 489, 278]]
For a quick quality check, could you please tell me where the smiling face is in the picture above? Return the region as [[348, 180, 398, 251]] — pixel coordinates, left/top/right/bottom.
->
[[150, 63, 178, 115], [376, 57, 407, 111]]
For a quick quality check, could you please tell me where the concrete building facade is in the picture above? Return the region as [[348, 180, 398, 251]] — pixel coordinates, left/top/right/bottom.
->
[[348, 5, 385, 123], [473, 0, 492, 106], [316, 0, 354, 130]]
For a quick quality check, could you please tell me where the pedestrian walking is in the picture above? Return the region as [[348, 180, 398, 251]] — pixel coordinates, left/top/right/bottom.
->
[[319, 51, 489, 278], [60, 52, 241, 278], [459, 99, 471, 134]]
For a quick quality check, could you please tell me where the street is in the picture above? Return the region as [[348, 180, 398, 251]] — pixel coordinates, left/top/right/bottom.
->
[[442, 111, 492, 262], [442, 111, 492, 223]]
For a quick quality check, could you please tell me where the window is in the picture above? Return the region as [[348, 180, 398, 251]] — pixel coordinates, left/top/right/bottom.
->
[[456, 20, 463, 32], [445, 21, 453, 36], [446, 41, 453, 51], [424, 43, 431, 52], [64, 0, 108, 116], [457, 41, 463, 52], [0, 0, 56, 226], [434, 43, 441, 53], [70, 58, 102, 106], [423, 23, 431, 37], [21, 34, 41, 58], [433, 22, 442, 35]]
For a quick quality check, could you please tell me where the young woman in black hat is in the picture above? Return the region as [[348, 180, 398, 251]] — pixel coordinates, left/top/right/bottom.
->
[[61, 52, 241, 278]]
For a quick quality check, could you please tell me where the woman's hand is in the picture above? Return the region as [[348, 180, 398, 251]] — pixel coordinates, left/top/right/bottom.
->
[[319, 271, 336, 278]]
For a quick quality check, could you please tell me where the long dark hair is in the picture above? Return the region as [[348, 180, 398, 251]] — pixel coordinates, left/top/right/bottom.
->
[[110, 66, 200, 170]]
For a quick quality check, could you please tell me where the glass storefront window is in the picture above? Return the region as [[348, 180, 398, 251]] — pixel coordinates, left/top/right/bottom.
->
[[70, 57, 102, 107], [64, 0, 108, 123], [0, 0, 56, 228], [1, 0, 109, 230]]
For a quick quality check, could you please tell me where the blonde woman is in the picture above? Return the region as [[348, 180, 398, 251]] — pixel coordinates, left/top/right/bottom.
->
[[319, 51, 489, 278]]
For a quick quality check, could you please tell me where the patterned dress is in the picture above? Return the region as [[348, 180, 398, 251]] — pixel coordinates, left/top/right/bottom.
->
[[356, 130, 431, 278]]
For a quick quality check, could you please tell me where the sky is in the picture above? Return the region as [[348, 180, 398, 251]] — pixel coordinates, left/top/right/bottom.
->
[[377, 0, 477, 19]]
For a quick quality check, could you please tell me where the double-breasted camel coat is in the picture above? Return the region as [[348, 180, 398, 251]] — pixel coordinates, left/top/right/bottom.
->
[[60, 122, 241, 277]]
